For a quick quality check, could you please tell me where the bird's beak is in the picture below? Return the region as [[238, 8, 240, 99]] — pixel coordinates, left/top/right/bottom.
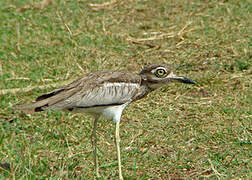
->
[[168, 73, 196, 84]]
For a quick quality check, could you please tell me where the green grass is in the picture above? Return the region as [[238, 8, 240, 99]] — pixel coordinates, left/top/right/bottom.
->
[[0, 0, 251, 179]]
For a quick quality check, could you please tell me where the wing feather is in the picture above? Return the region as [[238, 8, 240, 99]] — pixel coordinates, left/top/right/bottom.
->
[[47, 82, 140, 110], [15, 70, 142, 113]]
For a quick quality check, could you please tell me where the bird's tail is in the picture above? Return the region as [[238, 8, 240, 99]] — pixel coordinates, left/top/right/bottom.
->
[[15, 89, 65, 114], [15, 100, 49, 114]]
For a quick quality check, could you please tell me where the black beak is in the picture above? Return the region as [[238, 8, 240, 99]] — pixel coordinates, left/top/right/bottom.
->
[[171, 75, 196, 84]]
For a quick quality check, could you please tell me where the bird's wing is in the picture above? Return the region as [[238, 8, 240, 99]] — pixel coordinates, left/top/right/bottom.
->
[[15, 71, 141, 113], [49, 82, 141, 110]]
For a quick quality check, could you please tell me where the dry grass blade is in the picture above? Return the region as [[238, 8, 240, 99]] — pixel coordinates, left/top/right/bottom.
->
[[18, 0, 52, 12], [127, 21, 195, 43], [177, 21, 193, 40], [208, 159, 226, 178], [0, 60, 2, 76], [16, 23, 21, 52], [126, 32, 175, 42], [0, 80, 72, 95], [131, 41, 161, 50], [57, 11, 73, 36], [88, 0, 121, 10]]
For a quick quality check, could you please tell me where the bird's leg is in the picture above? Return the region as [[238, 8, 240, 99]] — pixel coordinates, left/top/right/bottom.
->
[[115, 122, 123, 180], [91, 115, 100, 178]]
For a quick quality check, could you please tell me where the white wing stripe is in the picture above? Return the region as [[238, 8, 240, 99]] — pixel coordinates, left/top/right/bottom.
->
[[104, 82, 139, 88]]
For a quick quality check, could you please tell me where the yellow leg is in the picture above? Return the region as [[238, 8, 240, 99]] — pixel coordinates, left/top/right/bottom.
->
[[115, 122, 123, 180], [91, 116, 100, 178]]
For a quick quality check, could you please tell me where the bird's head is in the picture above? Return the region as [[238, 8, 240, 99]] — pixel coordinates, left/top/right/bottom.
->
[[139, 63, 195, 90]]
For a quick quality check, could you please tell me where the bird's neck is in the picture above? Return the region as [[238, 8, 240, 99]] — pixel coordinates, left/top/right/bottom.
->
[[140, 76, 162, 91]]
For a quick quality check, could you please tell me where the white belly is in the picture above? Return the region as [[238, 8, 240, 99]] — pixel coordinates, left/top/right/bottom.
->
[[71, 103, 129, 123]]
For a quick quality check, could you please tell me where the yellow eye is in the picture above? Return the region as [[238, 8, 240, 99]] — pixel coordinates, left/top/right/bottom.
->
[[155, 68, 167, 77]]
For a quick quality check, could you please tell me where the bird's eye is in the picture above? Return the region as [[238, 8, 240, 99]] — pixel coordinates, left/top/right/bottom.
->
[[155, 68, 167, 78]]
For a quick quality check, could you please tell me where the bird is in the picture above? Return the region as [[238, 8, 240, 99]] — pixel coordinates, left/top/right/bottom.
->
[[15, 63, 195, 180]]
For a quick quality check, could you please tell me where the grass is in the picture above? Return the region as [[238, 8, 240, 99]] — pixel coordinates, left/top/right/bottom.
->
[[0, 0, 251, 179]]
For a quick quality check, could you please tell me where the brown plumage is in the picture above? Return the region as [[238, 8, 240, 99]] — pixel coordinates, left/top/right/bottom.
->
[[15, 70, 143, 113], [15, 63, 195, 180]]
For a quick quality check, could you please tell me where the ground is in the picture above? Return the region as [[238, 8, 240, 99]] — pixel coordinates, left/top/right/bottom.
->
[[0, 0, 251, 179]]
